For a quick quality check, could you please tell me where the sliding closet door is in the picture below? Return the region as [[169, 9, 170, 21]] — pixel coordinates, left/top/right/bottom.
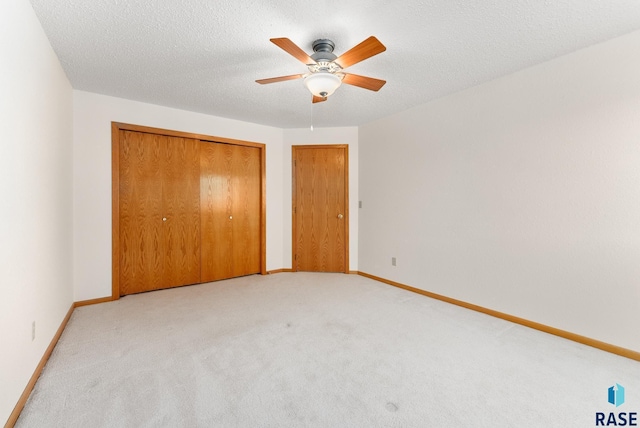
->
[[119, 131, 200, 295], [200, 142, 233, 282], [230, 145, 261, 277], [113, 122, 267, 298], [200, 142, 261, 282], [119, 131, 163, 294], [161, 136, 201, 288]]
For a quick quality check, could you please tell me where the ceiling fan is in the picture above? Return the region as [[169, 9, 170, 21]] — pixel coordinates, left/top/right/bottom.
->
[[256, 36, 386, 103]]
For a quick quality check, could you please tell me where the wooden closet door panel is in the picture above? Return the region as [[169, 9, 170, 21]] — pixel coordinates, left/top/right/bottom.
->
[[162, 136, 201, 288], [230, 145, 261, 277], [119, 131, 163, 294], [200, 142, 233, 282]]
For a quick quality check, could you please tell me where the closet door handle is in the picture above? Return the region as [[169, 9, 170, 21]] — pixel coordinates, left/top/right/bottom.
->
[[229, 216, 233, 220], [162, 217, 167, 222], [337, 214, 343, 219]]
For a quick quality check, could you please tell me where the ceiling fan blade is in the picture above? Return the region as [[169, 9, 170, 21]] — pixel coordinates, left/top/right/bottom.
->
[[334, 36, 386, 69], [342, 73, 386, 91], [270, 38, 316, 65], [312, 95, 327, 103], [256, 74, 304, 84]]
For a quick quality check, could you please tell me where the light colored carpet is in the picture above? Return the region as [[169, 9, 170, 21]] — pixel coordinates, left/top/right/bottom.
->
[[16, 273, 640, 427]]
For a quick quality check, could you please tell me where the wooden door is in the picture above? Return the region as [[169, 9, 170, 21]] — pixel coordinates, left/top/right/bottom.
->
[[119, 131, 200, 295], [113, 122, 267, 298], [200, 142, 261, 282], [200, 142, 233, 281], [161, 136, 201, 288], [293, 145, 348, 272], [230, 145, 261, 277], [119, 131, 163, 294]]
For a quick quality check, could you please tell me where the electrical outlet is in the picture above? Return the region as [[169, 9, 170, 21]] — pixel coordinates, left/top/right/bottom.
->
[[32, 321, 36, 341], [392, 257, 396, 266]]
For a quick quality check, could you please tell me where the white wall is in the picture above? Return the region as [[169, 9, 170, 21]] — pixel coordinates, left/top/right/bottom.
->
[[359, 30, 640, 352], [0, 0, 74, 423], [73, 91, 284, 301], [283, 127, 359, 271]]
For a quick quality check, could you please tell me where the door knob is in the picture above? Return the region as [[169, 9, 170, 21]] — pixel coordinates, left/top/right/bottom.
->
[[229, 216, 233, 220], [337, 214, 343, 219], [162, 217, 167, 222]]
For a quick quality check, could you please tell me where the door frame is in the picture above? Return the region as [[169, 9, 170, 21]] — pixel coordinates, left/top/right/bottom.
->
[[291, 144, 349, 273], [112, 122, 267, 299]]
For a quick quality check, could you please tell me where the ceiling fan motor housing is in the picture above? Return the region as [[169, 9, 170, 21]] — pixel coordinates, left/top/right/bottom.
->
[[311, 39, 338, 62]]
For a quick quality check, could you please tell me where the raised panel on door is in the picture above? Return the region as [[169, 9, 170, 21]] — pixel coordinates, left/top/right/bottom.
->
[[230, 145, 261, 277], [162, 136, 201, 288], [119, 131, 163, 295], [200, 142, 233, 282], [294, 146, 347, 272]]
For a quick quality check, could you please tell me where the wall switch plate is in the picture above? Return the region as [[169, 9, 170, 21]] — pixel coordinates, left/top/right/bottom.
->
[[392, 257, 396, 266]]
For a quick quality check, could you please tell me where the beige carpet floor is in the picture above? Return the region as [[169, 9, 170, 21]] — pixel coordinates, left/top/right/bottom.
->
[[15, 272, 640, 427]]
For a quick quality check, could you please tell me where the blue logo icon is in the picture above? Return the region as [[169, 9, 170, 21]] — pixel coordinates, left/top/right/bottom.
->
[[608, 384, 625, 407]]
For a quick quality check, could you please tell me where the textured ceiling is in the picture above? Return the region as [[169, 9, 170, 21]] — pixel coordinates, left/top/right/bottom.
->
[[29, 0, 640, 129]]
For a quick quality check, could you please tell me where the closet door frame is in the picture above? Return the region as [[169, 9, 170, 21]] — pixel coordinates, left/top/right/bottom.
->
[[111, 122, 267, 300]]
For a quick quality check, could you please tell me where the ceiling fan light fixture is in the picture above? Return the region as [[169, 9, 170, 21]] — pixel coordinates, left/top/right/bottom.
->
[[304, 72, 342, 98]]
